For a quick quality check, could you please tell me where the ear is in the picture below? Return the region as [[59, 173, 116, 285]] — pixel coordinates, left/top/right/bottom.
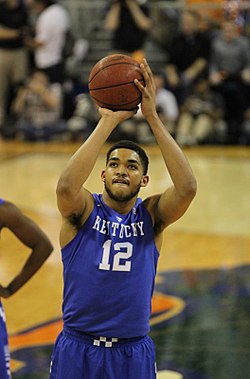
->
[[101, 170, 106, 182], [140, 175, 149, 188]]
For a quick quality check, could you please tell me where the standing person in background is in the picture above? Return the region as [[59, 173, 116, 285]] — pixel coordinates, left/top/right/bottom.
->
[[165, 10, 210, 105], [0, 0, 29, 137], [50, 59, 197, 379], [104, 0, 152, 62], [0, 198, 53, 379], [25, 0, 70, 84]]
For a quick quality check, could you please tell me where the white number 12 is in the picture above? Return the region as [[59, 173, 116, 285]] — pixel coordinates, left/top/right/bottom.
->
[[99, 240, 133, 272]]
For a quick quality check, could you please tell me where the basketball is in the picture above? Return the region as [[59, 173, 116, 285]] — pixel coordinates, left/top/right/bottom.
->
[[88, 54, 144, 111]]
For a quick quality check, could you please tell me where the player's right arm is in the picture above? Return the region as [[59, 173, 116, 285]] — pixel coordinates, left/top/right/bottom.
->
[[56, 108, 136, 221]]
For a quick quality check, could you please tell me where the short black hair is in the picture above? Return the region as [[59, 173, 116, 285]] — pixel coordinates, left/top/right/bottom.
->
[[106, 140, 149, 175]]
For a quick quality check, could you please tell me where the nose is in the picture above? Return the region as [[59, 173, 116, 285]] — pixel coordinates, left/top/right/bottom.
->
[[115, 165, 127, 176]]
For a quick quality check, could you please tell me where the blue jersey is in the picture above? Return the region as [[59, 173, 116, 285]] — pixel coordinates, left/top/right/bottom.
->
[[62, 194, 159, 338]]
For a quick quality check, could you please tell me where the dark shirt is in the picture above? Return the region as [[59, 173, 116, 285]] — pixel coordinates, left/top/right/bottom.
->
[[0, 1, 28, 49], [112, 4, 150, 53], [168, 32, 210, 72]]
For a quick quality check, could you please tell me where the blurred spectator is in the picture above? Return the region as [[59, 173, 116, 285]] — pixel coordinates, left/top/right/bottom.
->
[[11, 70, 66, 140], [209, 20, 250, 143], [25, 0, 70, 84], [104, 0, 152, 62], [165, 10, 210, 105], [224, 0, 244, 28], [187, 0, 225, 24], [67, 93, 99, 141], [175, 76, 226, 146], [0, 0, 29, 136], [239, 106, 250, 145]]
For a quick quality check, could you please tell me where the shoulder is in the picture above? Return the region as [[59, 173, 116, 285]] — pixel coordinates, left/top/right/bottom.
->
[[40, 4, 67, 20], [142, 194, 160, 223], [49, 4, 69, 21]]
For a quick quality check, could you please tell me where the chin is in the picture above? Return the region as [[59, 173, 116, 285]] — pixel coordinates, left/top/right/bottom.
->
[[105, 183, 140, 202]]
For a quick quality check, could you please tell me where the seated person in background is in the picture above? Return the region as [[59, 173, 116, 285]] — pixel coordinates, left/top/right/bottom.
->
[[67, 93, 99, 141], [239, 105, 250, 145], [165, 10, 210, 105], [209, 20, 250, 143], [175, 76, 226, 146], [11, 70, 66, 141], [104, 0, 152, 62]]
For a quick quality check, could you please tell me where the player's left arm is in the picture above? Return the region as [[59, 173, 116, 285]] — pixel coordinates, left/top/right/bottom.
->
[[0, 201, 53, 298], [136, 60, 197, 231]]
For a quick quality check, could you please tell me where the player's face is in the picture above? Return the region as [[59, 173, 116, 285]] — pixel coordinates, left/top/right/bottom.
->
[[102, 148, 148, 202]]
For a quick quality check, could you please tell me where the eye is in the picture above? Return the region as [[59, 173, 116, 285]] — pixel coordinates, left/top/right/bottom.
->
[[128, 164, 137, 170], [109, 162, 118, 167]]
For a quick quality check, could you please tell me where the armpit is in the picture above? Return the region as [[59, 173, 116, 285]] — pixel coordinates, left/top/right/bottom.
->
[[68, 212, 84, 230]]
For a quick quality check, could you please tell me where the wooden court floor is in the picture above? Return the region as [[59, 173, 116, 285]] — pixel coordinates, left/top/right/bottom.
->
[[0, 140, 250, 379]]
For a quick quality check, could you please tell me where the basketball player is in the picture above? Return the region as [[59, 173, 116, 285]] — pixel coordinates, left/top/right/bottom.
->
[[0, 199, 53, 379], [50, 59, 197, 379]]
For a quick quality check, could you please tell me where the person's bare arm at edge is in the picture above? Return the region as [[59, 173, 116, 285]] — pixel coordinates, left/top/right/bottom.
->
[[0, 201, 53, 298], [135, 60, 197, 244], [56, 108, 136, 247]]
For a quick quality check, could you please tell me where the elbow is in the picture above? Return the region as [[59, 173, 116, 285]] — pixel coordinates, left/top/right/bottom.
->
[[45, 240, 54, 258], [42, 237, 54, 258], [56, 177, 72, 199], [178, 176, 197, 204], [185, 177, 197, 201]]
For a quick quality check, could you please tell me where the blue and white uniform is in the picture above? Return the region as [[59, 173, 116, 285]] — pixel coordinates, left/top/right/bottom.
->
[[50, 194, 159, 379], [0, 198, 11, 379]]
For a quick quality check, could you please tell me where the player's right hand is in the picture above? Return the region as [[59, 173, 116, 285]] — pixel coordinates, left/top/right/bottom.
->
[[0, 285, 12, 298]]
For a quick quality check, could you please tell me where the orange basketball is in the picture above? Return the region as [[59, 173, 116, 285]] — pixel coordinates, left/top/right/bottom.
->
[[88, 54, 144, 111]]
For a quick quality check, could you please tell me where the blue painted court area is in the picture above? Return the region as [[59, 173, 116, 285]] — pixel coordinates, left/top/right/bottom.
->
[[10, 265, 250, 379]]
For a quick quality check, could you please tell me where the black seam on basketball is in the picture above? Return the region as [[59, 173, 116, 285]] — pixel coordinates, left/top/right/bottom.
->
[[90, 94, 141, 107], [89, 78, 144, 91], [89, 62, 140, 84]]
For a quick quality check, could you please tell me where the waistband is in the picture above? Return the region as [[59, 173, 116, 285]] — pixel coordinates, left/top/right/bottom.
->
[[63, 327, 145, 348]]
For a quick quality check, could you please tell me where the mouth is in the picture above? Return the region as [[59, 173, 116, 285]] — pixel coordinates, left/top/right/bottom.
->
[[112, 178, 129, 186]]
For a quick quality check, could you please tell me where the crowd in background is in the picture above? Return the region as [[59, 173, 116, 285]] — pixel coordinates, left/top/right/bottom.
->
[[0, 0, 250, 146]]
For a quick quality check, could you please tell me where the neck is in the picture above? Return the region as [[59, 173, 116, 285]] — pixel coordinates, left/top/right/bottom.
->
[[102, 192, 137, 214]]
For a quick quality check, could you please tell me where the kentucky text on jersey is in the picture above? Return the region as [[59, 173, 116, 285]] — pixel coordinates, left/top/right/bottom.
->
[[92, 215, 145, 238]]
